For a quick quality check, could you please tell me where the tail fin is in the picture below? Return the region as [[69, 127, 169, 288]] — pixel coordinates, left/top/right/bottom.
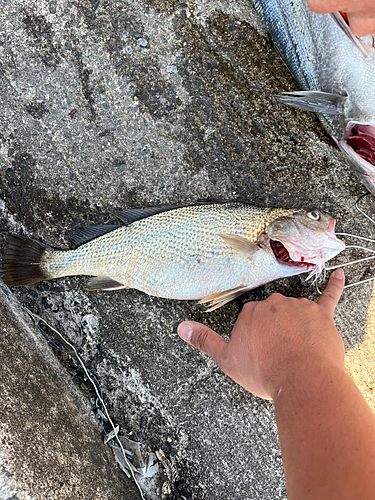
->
[[1, 234, 52, 286]]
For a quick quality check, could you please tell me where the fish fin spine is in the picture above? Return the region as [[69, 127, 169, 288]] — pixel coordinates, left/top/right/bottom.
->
[[71, 224, 120, 246], [86, 276, 126, 291], [275, 91, 347, 116], [1, 234, 52, 286], [200, 285, 251, 311], [218, 234, 260, 258]]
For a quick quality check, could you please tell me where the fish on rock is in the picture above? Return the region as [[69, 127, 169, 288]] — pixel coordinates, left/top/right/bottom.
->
[[252, 0, 375, 194], [1, 203, 345, 311]]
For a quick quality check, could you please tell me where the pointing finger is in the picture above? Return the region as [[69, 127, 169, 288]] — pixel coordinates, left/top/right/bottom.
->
[[347, 15, 375, 37], [177, 321, 228, 367], [307, 0, 375, 14], [317, 269, 345, 315]]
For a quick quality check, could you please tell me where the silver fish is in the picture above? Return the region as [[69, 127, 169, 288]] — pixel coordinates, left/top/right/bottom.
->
[[253, 0, 375, 194], [1, 203, 345, 311]]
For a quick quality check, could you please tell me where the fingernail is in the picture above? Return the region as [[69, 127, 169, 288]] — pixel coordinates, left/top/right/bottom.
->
[[333, 269, 344, 280], [177, 322, 192, 343]]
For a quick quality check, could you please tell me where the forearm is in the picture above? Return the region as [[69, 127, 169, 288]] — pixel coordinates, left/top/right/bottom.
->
[[177, 272, 375, 497], [274, 362, 375, 500]]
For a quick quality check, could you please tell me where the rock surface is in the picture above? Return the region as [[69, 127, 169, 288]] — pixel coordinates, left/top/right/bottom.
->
[[0, 287, 142, 500], [0, 1, 374, 499]]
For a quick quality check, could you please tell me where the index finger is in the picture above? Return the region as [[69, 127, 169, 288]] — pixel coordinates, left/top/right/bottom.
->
[[307, 0, 375, 14], [316, 269, 345, 315]]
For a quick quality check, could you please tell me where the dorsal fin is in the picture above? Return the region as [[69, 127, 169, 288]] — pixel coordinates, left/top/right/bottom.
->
[[70, 202, 255, 247], [71, 224, 120, 245], [113, 201, 254, 226], [112, 206, 177, 225], [196, 198, 232, 204]]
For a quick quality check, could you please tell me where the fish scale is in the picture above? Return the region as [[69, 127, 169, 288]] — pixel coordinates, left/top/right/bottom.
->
[[1, 203, 345, 310], [41, 204, 299, 300], [253, 0, 375, 194]]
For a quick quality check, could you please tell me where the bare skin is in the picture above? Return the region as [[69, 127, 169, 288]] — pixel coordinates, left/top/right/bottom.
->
[[177, 269, 375, 500], [307, 0, 375, 36]]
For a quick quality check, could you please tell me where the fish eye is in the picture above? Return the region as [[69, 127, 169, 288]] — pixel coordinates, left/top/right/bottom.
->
[[307, 210, 321, 221]]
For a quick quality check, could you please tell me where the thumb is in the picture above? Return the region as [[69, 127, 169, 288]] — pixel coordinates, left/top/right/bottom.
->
[[177, 321, 228, 365], [317, 268, 345, 315]]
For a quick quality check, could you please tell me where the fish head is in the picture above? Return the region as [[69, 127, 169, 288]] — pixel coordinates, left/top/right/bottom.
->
[[338, 121, 375, 195], [264, 209, 345, 274]]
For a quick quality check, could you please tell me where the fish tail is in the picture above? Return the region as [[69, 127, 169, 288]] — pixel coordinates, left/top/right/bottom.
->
[[1, 234, 52, 286]]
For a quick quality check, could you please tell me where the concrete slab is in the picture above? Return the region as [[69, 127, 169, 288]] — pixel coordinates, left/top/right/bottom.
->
[[1, 1, 374, 499], [0, 287, 142, 499]]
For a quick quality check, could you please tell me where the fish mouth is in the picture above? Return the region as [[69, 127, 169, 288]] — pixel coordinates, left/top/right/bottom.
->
[[338, 124, 375, 193], [270, 240, 316, 271]]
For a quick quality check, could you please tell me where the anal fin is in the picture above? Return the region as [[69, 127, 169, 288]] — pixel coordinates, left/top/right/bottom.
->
[[87, 276, 126, 291], [274, 91, 347, 115], [200, 285, 251, 312]]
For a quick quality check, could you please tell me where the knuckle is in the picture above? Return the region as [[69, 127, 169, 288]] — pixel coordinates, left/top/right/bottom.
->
[[218, 349, 232, 374], [297, 297, 311, 306], [323, 290, 335, 300], [306, 0, 324, 13], [242, 301, 254, 313], [265, 293, 286, 314], [194, 327, 210, 352], [268, 292, 284, 303]]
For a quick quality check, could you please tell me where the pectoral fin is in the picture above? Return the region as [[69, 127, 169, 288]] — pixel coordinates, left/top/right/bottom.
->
[[200, 285, 251, 312], [87, 277, 127, 291], [218, 234, 260, 258], [274, 91, 347, 115], [330, 12, 368, 58]]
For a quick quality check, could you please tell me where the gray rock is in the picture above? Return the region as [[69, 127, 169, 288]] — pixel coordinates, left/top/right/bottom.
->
[[0, 287, 141, 500], [0, 1, 373, 499]]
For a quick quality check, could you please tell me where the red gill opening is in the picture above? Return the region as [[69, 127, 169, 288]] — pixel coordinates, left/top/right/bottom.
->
[[270, 240, 310, 269], [346, 124, 375, 165], [340, 12, 349, 24]]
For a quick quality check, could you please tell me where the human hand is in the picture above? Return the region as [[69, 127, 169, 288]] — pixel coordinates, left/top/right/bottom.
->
[[177, 269, 345, 400], [307, 0, 375, 37]]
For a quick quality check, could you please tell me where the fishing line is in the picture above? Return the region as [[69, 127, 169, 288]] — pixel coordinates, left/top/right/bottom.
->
[[344, 276, 375, 289], [314, 275, 322, 295], [318, 194, 375, 289], [0, 286, 146, 500], [336, 233, 375, 244], [343, 245, 375, 253], [325, 255, 375, 271], [355, 192, 375, 225], [310, 247, 375, 284], [334, 194, 375, 288]]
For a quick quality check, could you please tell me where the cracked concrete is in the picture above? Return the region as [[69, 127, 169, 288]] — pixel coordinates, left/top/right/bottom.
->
[[1, 1, 374, 499]]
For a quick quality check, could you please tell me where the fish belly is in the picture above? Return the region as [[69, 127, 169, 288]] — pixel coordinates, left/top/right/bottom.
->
[[43, 244, 303, 301], [122, 248, 305, 300]]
